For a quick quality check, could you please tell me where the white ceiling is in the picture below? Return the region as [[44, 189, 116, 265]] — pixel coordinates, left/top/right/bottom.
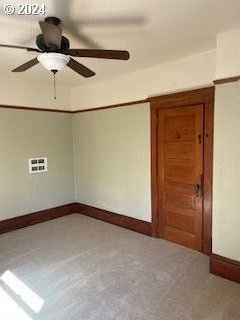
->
[[0, 0, 239, 87]]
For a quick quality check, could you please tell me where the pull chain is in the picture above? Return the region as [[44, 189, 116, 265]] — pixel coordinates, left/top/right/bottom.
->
[[54, 72, 56, 100], [51, 70, 58, 100]]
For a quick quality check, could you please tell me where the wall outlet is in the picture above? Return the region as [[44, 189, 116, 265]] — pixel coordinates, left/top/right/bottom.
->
[[28, 157, 48, 174]]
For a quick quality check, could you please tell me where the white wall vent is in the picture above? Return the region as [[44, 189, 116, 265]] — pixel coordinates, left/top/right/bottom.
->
[[28, 157, 48, 174]]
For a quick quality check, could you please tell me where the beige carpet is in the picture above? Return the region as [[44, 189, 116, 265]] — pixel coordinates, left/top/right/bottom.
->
[[0, 214, 239, 320]]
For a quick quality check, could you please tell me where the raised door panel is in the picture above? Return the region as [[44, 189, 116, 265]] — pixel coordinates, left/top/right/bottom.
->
[[158, 105, 203, 251]]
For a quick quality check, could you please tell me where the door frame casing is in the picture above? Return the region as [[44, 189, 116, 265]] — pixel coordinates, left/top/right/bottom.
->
[[148, 87, 214, 255]]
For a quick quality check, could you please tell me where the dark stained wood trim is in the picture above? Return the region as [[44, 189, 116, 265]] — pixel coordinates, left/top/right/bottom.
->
[[213, 76, 240, 85], [0, 100, 148, 114], [0, 105, 72, 113], [203, 89, 215, 255], [150, 109, 158, 237], [72, 99, 147, 113], [150, 87, 214, 255], [0, 203, 77, 234], [210, 254, 240, 283], [75, 203, 152, 236], [0, 202, 152, 237], [148, 87, 214, 107]]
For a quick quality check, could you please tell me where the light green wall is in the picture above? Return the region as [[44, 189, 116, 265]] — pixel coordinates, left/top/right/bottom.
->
[[0, 109, 74, 220], [212, 81, 240, 261], [72, 103, 151, 222], [1, 89, 239, 262]]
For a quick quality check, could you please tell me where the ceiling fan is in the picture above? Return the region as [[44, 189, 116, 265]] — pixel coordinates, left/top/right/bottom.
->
[[0, 16, 130, 78]]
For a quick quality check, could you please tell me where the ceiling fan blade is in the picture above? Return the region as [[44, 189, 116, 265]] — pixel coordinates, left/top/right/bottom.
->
[[68, 49, 130, 60], [0, 44, 41, 52], [12, 58, 39, 72], [39, 21, 62, 49], [67, 58, 95, 78]]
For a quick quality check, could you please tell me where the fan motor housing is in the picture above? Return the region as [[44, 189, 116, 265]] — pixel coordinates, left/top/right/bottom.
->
[[45, 17, 61, 26], [36, 34, 70, 53]]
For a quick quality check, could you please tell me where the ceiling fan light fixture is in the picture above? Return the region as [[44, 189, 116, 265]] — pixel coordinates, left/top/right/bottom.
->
[[37, 53, 70, 71]]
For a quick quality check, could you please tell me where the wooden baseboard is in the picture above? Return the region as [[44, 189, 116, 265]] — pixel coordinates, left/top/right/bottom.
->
[[0, 203, 152, 237], [0, 203, 76, 234], [210, 253, 240, 283], [75, 203, 152, 236]]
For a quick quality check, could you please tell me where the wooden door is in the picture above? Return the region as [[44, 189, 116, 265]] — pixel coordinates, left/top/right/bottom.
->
[[157, 105, 203, 251]]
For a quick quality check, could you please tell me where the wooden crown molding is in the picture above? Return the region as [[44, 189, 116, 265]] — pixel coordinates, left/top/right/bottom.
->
[[213, 76, 240, 85], [1, 85, 222, 114], [0, 99, 147, 114], [72, 99, 147, 113], [210, 254, 240, 283], [0, 80, 238, 114], [0, 104, 72, 113]]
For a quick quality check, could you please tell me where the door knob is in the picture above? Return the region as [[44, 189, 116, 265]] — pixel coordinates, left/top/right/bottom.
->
[[195, 175, 203, 197], [195, 184, 202, 197]]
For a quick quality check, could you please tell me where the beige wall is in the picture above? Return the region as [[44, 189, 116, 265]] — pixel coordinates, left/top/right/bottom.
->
[[1, 30, 238, 113], [212, 81, 240, 261], [70, 29, 238, 111], [72, 103, 151, 222], [0, 73, 71, 110], [0, 109, 74, 220], [71, 50, 215, 110], [215, 30, 240, 79]]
